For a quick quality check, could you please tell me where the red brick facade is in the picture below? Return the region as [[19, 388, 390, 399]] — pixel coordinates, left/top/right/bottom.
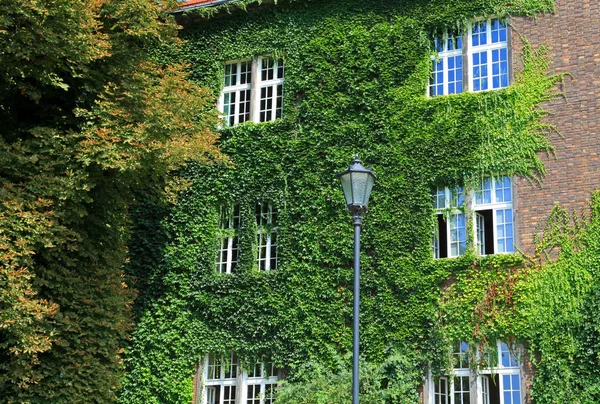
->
[[512, 0, 600, 254]]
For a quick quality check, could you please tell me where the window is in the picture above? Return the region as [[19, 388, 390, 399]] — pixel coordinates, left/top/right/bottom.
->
[[246, 360, 278, 404], [204, 352, 239, 404], [219, 57, 284, 126], [433, 187, 466, 258], [202, 354, 280, 404], [429, 341, 522, 404], [433, 176, 514, 258], [217, 204, 240, 273], [256, 202, 278, 271], [473, 176, 514, 255], [430, 32, 464, 96], [222, 61, 252, 126], [468, 19, 509, 92], [430, 18, 508, 96], [433, 377, 449, 404], [258, 58, 284, 123]]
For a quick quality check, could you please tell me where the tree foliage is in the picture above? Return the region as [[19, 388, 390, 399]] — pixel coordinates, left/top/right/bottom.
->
[[0, 0, 221, 401]]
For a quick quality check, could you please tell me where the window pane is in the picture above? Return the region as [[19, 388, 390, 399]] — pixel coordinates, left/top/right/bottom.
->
[[450, 214, 466, 257], [453, 376, 470, 404], [224, 385, 236, 403], [473, 52, 489, 92], [247, 384, 260, 404], [261, 58, 275, 81], [491, 19, 507, 43], [475, 178, 492, 205], [433, 188, 446, 209], [502, 374, 521, 404], [501, 342, 519, 367], [453, 341, 469, 368], [224, 63, 238, 87], [264, 384, 276, 404], [277, 59, 285, 79], [231, 236, 239, 272], [472, 21, 487, 46], [276, 84, 283, 119], [240, 61, 252, 85], [270, 232, 278, 270], [496, 209, 514, 253]]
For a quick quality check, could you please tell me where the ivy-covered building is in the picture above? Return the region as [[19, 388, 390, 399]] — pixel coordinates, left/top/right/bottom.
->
[[120, 0, 600, 403]]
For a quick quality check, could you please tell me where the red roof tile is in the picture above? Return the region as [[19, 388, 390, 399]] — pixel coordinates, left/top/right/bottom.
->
[[181, 0, 217, 6]]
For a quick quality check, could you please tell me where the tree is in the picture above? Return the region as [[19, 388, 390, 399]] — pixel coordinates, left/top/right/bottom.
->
[[0, 0, 222, 401]]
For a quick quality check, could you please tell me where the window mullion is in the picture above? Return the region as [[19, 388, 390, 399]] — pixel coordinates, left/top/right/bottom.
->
[[226, 236, 233, 274], [233, 89, 239, 126], [443, 54, 449, 96], [467, 24, 473, 92], [271, 84, 277, 122], [265, 234, 271, 272], [251, 58, 259, 123]]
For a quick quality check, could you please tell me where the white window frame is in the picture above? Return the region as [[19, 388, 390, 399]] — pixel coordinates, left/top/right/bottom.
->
[[219, 60, 253, 126], [429, 32, 464, 96], [433, 186, 466, 258], [433, 176, 514, 259], [256, 57, 284, 123], [429, 18, 509, 97], [218, 57, 285, 127], [244, 360, 278, 404], [216, 204, 241, 274], [428, 340, 523, 404], [256, 201, 278, 272], [203, 352, 239, 404], [201, 354, 280, 404], [473, 176, 514, 255], [467, 18, 509, 92]]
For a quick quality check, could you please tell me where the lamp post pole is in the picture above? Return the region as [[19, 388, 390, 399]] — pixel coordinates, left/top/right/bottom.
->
[[337, 155, 376, 404], [352, 213, 362, 404]]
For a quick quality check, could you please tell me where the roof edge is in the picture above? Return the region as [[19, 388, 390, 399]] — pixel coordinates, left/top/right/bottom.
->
[[173, 0, 240, 13]]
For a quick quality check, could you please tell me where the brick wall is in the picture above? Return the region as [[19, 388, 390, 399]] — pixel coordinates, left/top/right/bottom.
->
[[511, 0, 600, 255]]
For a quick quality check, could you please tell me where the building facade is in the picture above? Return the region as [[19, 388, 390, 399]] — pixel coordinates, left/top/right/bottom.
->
[[120, 1, 600, 403]]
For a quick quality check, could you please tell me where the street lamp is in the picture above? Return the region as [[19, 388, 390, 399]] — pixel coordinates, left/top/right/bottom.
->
[[337, 155, 377, 404]]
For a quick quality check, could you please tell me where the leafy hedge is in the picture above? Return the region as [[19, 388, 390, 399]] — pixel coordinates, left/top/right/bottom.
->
[[118, 0, 600, 403]]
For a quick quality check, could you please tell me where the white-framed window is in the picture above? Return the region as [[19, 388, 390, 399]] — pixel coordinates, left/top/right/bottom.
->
[[433, 176, 514, 258], [246, 359, 278, 404], [256, 202, 278, 271], [219, 57, 284, 126], [217, 204, 240, 274], [204, 352, 239, 404], [429, 341, 522, 404], [473, 176, 514, 255], [433, 187, 466, 258], [258, 58, 284, 123], [433, 376, 450, 404], [430, 18, 508, 96], [221, 61, 252, 126], [201, 354, 280, 404], [468, 18, 509, 92], [430, 32, 464, 96]]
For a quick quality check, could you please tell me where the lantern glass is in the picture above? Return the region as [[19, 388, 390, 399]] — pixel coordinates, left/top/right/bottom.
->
[[362, 173, 375, 206], [337, 156, 377, 213], [339, 171, 354, 206], [351, 171, 369, 206]]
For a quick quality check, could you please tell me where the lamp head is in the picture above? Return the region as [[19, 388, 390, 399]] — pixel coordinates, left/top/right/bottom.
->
[[337, 155, 377, 216]]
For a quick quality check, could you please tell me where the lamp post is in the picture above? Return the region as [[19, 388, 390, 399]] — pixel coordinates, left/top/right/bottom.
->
[[337, 155, 377, 404]]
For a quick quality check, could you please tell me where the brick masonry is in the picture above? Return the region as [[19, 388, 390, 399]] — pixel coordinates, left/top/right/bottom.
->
[[511, 0, 600, 255]]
